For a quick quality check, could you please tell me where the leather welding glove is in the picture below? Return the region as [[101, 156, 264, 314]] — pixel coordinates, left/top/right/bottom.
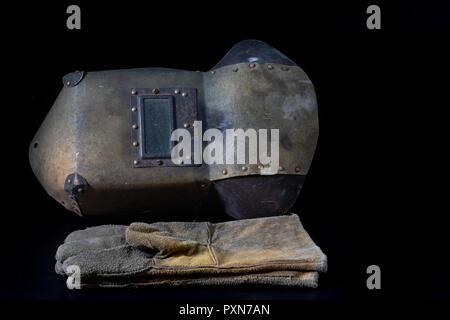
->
[[55, 214, 326, 288], [55, 225, 150, 277]]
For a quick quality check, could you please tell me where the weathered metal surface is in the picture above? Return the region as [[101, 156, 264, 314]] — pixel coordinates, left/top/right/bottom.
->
[[29, 40, 319, 218], [30, 68, 209, 216], [204, 62, 318, 181], [130, 87, 198, 168]]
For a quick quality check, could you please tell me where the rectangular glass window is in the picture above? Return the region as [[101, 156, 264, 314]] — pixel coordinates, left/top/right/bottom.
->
[[141, 97, 174, 158]]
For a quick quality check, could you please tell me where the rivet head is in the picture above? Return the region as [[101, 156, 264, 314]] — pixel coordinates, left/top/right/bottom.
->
[[249, 63, 256, 68], [66, 81, 71, 86], [201, 183, 207, 188], [132, 124, 138, 129], [77, 187, 83, 193], [196, 70, 201, 73], [232, 67, 238, 72], [281, 66, 289, 71], [181, 92, 188, 97], [156, 160, 163, 166], [132, 141, 139, 147], [152, 88, 159, 94], [131, 107, 137, 112], [67, 179, 72, 184], [210, 70, 216, 75], [174, 89, 180, 94], [295, 167, 301, 172], [183, 123, 189, 128], [222, 169, 228, 175], [267, 64, 274, 70], [241, 166, 248, 171], [279, 166, 284, 171], [133, 160, 139, 165], [131, 89, 137, 95]]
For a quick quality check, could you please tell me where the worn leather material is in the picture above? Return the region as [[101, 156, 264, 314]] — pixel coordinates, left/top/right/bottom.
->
[[55, 214, 326, 288]]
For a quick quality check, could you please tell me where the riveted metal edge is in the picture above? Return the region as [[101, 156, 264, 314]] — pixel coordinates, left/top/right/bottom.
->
[[62, 71, 85, 88], [205, 62, 317, 181], [64, 173, 88, 216], [130, 87, 200, 168]]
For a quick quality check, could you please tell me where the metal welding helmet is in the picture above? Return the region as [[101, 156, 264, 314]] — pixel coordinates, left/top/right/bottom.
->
[[29, 40, 319, 219]]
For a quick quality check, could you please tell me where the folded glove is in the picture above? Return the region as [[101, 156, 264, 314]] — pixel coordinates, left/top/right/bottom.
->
[[55, 214, 327, 288]]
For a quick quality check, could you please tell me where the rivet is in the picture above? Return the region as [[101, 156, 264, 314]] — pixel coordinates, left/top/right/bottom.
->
[[232, 67, 238, 72], [241, 166, 248, 171], [157, 160, 163, 165], [152, 88, 159, 94], [67, 179, 72, 184], [132, 124, 138, 129], [295, 167, 301, 172], [196, 70, 201, 72], [174, 89, 180, 94], [181, 92, 188, 97], [267, 64, 274, 70], [201, 183, 207, 188], [183, 123, 190, 128], [133, 160, 139, 165], [133, 141, 139, 147], [131, 107, 137, 112], [131, 89, 137, 95], [222, 169, 228, 175], [281, 66, 289, 71], [249, 63, 256, 68], [66, 81, 71, 86], [77, 187, 83, 193], [279, 166, 284, 171], [210, 70, 216, 75]]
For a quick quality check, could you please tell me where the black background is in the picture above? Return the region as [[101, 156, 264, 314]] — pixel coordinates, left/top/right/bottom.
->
[[1, 0, 449, 310]]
